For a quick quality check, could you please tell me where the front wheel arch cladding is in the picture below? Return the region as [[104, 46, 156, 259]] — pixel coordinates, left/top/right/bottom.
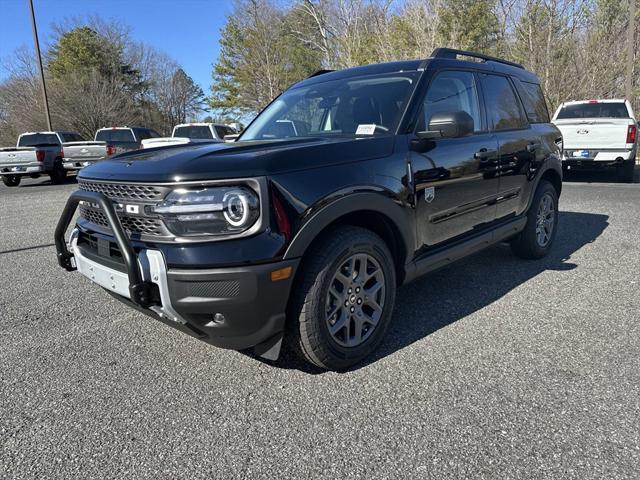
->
[[282, 192, 414, 269]]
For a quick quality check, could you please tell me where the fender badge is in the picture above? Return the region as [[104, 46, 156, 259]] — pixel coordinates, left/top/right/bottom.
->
[[577, 129, 589, 135], [424, 187, 435, 203]]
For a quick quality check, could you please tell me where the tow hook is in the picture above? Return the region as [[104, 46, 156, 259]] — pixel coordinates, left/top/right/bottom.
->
[[57, 251, 76, 271], [129, 282, 157, 308]]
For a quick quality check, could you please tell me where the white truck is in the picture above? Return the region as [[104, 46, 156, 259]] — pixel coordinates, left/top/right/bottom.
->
[[63, 126, 160, 171], [552, 99, 638, 182], [140, 123, 236, 149], [0, 131, 82, 187]]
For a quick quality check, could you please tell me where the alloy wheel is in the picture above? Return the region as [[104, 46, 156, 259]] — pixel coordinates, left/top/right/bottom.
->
[[325, 253, 386, 348], [536, 192, 555, 247]]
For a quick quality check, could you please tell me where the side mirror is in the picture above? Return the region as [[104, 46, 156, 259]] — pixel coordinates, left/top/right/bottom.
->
[[418, 111, 475, 139], [223, 134, 239, 142]]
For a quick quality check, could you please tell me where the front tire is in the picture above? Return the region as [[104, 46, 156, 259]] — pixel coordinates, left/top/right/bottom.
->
[[2, 175, 21, 187], [288, 226, 396, 371], [511, 180, 558, 259]]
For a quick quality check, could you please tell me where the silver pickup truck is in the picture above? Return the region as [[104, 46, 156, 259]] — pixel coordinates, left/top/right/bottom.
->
[[63, 126, 160, 171], [0, 131, 82, 187]]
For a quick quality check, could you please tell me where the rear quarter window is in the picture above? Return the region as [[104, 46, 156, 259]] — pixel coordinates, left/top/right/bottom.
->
[[556, 102, 630, 119], [62, 133, 84, 142], [18, 133, 60, 146], [516, 81, 550, 123], [95, 129, 136, 142], [173, 126, 214, 139]]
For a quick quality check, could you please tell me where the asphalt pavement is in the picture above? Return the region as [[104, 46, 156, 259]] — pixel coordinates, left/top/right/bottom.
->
[[1, 173, 639, 479]]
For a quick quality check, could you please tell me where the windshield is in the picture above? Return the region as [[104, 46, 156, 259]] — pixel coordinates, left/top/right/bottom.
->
[[173, 126, 214, 139], [240, 72, 419, 141], [556, 102, 630, 119], [18, 133, 59, 146], [95, 129, 135, 142]]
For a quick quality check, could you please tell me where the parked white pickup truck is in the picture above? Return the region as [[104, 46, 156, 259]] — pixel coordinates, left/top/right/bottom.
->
[[63, 126, 160, 171], [140, 123, 236, 149], [0, 131, 82, 187], [552, 99, 638, 182]]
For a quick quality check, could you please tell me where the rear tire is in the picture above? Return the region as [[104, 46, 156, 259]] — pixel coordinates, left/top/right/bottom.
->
[[511, 180, 558, 259], [2, 175, 21, 187], [49, 161, 67, 184], [287, 226, 396, 371], [617, 161, 635, 183]]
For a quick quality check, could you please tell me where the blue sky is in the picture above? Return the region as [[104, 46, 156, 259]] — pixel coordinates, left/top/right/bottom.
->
[[0, 0, 232, 94]]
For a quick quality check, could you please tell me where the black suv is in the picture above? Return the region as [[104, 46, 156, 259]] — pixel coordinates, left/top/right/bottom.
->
[[55, 49, 562, 370]]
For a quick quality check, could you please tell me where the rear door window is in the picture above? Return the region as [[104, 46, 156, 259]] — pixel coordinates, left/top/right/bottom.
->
[[18, 133, 60, 146], [556, 102, 630, 119], [480, 74, 528, 130], [95, 129, 136, 142]]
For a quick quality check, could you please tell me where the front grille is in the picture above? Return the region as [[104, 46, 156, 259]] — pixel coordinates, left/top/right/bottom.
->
[[79, 205, 166, 236], [77, 180, 171, 239], [78, 179, 165, 202]]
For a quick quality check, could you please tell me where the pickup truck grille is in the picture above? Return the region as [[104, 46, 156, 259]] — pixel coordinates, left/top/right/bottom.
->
[[77, 179, 172, 239], [78, 179, 165, 201]]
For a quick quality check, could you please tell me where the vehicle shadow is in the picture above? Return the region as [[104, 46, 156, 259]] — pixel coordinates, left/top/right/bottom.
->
[[269, 211, 609, 374], [17, 176, 78, 187], [563, 165, 639, 184]]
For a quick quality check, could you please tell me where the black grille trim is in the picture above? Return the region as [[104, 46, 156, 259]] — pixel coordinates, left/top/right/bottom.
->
[[79, 205, 168, 237], [78, 179, 168, 202], [77, 179, 172, 239]]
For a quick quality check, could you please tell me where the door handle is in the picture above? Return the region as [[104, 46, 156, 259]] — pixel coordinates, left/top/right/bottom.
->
[[526, 142, 541, 153], [474, 148, 497, 161]]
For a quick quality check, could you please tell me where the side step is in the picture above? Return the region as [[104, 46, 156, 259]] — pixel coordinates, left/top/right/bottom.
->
[[404, 216, 526, 283]]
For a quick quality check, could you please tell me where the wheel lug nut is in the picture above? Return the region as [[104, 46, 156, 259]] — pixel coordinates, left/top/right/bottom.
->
[[355, 287, 360, 293], [350, 306, 355, 313], [348, 288, 352, 294], [357, 298, 362, 304], [344, 300, 349, 307]]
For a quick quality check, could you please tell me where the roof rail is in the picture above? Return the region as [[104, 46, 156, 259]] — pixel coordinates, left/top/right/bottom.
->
[[307, 69, 334, 78], [430, 48, 524, 70]]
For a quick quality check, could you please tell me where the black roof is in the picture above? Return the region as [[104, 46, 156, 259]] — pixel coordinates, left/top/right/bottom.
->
[[293, 49, 539, 89]]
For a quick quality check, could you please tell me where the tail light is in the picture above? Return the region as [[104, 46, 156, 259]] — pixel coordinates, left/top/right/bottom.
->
[[106, 145, 116, 156], [60, 148, 64, 158], [36, 150, 45, 162], [627, 124, 637, 144]]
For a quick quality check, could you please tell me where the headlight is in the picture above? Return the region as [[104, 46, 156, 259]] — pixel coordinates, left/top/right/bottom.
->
[[153, 186, 260, 237]]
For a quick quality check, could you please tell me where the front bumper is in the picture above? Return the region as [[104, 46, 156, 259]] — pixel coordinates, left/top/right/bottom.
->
[[55, 190, 298, 359], [1, 163, 43, 175]]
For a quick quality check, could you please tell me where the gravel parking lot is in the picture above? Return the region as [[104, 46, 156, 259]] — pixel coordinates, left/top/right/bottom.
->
[[1, 173, 639, 479]]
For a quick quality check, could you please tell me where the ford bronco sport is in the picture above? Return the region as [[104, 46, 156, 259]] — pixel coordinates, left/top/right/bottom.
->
[[55, 49, 563, 371]]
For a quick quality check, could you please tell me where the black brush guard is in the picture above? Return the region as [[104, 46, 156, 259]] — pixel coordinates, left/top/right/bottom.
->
[[54, 190, 156, 308]]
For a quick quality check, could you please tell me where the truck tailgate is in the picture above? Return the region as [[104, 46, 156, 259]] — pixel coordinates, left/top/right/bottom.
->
[[63, 142, 107, 160], [554, 118, 633, 149], [0, 148, 37, 167]]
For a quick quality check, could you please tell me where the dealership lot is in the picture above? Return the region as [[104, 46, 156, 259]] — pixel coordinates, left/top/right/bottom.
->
[[1, 175, 639, 479]]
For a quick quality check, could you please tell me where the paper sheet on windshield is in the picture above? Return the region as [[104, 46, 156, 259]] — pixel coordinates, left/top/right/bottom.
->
[[355, 124, 376, 135]]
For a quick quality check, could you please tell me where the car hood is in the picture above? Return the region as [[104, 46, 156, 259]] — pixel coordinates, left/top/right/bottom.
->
[[79, 136, 395, 182]]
